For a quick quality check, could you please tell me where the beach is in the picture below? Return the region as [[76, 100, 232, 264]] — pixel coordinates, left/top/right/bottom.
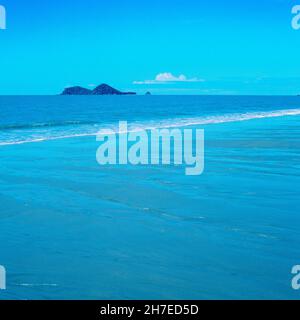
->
[[0, 96, 299, 299]]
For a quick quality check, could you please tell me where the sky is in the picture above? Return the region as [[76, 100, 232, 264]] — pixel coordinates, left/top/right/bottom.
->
[[0, 0, 300, 95]]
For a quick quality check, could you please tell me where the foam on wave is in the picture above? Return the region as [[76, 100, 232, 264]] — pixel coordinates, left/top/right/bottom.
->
[[0, 108, 299, 146]]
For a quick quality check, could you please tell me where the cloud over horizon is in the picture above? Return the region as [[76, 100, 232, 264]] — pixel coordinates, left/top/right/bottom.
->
[[133, 72, 204, 84]]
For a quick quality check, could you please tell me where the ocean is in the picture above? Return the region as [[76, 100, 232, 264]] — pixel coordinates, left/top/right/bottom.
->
[[0, 95, 299, 299]]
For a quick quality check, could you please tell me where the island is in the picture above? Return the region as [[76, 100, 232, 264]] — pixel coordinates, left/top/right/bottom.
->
[[61, 84, 136, 95], [61, 86, 92, 95]]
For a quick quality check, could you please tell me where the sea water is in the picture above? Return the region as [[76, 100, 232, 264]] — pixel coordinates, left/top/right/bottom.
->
[[0, 95, 299, 299]]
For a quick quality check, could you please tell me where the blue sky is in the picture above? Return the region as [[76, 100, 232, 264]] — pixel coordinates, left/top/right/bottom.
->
[[0, 0, 299, 94]]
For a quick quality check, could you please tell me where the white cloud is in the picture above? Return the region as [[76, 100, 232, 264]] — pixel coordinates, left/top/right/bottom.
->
[[133, 72, 204, 84]]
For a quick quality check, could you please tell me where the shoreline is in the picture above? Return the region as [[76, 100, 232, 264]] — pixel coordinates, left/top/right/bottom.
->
[[0, 108, 299, 299], [0, 109, 300, 147]]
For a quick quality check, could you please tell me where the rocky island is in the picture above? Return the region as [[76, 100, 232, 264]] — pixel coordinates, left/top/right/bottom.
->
[[61, 84, 136, 95], [61, 86, 92, 95]]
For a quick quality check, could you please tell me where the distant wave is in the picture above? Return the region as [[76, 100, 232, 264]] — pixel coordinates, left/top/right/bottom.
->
[[0, 108, 299, 146], [0, 132, 97, 146], [0, 120, 97, 130], [162, 108, 300, 127]]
